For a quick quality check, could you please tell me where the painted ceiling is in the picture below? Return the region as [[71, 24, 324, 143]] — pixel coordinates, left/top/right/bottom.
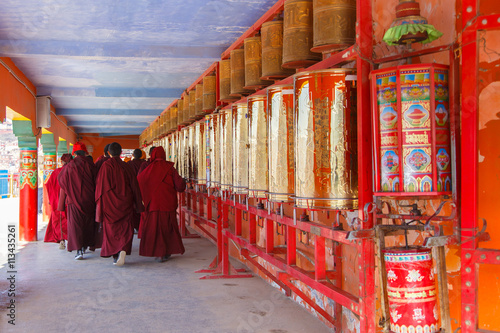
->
[[0, 0, 277, 136]]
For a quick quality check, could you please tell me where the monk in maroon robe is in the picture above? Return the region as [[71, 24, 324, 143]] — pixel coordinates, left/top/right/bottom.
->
[[127, 148, 145, 231], [95, 144, 111, 172], [44, 153, 73, 248], [138, 146, 186, 262], [57, 143, 96, 260], [95, 142, 144, 266], [137, 146, 156, 175]]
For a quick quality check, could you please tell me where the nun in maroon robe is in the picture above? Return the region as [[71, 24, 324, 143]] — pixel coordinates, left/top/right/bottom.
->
[[57, 143, 97, 259], [44, 154, 73, 247], [95, 142, 144, 265], [137, 146, 186, 261]]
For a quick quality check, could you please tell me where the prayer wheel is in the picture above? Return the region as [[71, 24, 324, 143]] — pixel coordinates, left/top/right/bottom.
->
[[183, 94, 190, 124], [311, 0, 356, 54], [203, 75, 217, 112], [244, 36, 272, 90], [189, 90, 197, 121], [177, 99, 185, 125], [207, 112, 221, 188], [194, 121, 207, 185], [164, 135, 170, 161], [230, 49, 251, 97], [232, 102, 249, 195], [170, 105, 178, 132], [195, 83, 204, 117], [219, 106, 233, 191], [178, 127, 188, 179], [248, 94, 268, 198], [384, 247, 439, 333], [219, 59, 237, 102], [294, 68, 358, 210], [372, 63, 452, 195], [267, 85, 295, 202], [188, 125, 196, 181], [261, 20, 295, 80], [282, 0, 321, 69]]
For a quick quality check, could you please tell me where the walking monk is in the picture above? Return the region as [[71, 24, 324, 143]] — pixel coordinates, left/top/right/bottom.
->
[[58, 143, 96, 260], [44, 153, 73, 249], [95, 142, 143, 266], [127, 148, 145, 232], [137, 146, 186, 262]]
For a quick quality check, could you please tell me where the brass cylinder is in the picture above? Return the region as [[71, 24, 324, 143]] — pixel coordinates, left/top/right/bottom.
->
[[170, 105, 178, 132], [244, 36, 272, 90], [189, 90, 196, 120], [208, 112, 220, 188], [203, 75, 217, 112], [261, 20, 295, 80], [282, 0, 321, 69], [267, 85, 295, 202], [183, 94, 190, 124], [230, 49, 251, 97], [232, 102, 249, 195], [194, 121, 206, 185], [177, 99, 185, 125], [248, 94, 268, 198], [219, 59, 237, 102], [220, 106, 233, 191], [195, 83, 204, 117], [311, 0, 356, 53], [293, 68, 358, 210]]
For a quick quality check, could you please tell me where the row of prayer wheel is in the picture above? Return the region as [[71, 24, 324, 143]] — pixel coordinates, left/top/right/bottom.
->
[[162, 68, 358, 210], [220, 0, 356, 101]]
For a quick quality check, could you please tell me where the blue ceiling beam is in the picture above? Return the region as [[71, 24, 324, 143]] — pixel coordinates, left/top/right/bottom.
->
[[56, 109, 161, 116], [36, 87, 184, 98]]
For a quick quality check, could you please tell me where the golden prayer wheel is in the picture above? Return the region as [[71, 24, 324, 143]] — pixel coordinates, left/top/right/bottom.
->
[[170, 105, 178, 132], [282, 0, 321, 69], [244, 36, 272, 90], [267, 85, 295, 202], [311, 0, 356, 54], [194, 121, 207, 185], [189, 90, 197, 121], [219, 59, 237, 103], [203, 75, 217, 112], [219, 106, 233, 191], [230, 49, 251, 97], [232, 102, 249, 195], [248, 94, 268, 198], [293, 68, 358, 209], [207, 112, 221, 188], [261, 20, 295, 80], [183, 94, 191, 124], [179, 97, 189, 125], [195, 83, 204, 117]]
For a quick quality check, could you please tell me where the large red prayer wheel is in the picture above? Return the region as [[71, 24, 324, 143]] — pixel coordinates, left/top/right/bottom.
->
[[207, 112, 220, 188], [267, 85, 295, 203], [203, 75, 217, 112], [384, 247, 439, 333], [42, 152, 56, 222], [220, 106, 233, 192], [372, 63, 452, 195], [282, 0, 321, 69], [19, 148, 38, 241], [311, 0, 356, 54], [293, 68, 358, 210], [261, 20, 295, 80], [248, 94, 268, 198], [232, 102, 249, 195]]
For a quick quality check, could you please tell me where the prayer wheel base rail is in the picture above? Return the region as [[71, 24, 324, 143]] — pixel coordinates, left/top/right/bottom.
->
[[282, 59, 319, 69], [310, 43, 353, 54]]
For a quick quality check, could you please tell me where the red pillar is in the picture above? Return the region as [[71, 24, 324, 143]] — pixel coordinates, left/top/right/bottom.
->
[[19, 148, 38, 241]]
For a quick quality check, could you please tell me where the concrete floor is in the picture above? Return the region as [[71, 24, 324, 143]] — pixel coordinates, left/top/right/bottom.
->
[[0, 200, 332, 333]]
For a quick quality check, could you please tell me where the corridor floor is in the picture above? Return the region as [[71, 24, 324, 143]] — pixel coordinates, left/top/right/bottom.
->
[[0, 214, 332, 333]]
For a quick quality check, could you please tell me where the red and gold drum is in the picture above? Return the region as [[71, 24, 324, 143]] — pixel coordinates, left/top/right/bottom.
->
[[384, 247, 439, 333], [232, 102, 249, 195], [207, 112, 221, 188], [194, 121, 207, 185], [267, 85, 295, 203], [248, 94, 268, 198], [293, 68, 358, 210], [220, 106, 233, 192], [372, 64, 451, 195]]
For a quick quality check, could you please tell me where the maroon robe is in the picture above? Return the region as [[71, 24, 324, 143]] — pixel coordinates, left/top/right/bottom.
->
[[44, 167, 68, 243], [137, 147, 186, 257], [128, 158, 146, 230], [95, 156, 110, 172], [137, 159, 151, 175], [95, 156, 144, 257], [57, 155, 96, 251]]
